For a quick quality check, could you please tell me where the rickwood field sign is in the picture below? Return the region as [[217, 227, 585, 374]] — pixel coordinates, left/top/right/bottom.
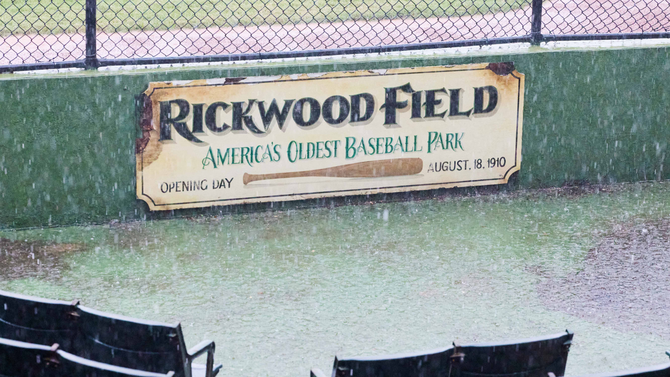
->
[[136, 63, 525, 210]]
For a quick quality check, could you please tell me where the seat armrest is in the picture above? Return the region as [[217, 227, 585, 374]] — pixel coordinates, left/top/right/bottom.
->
[[187, 340, 216, 377], [188, 340, 215, 359], [310, 368, 328, 377]]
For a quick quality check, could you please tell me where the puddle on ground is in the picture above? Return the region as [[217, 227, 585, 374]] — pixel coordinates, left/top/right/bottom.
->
[[1, 182, 670, 376]]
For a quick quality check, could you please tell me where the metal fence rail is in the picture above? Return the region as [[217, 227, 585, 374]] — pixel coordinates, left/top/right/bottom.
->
[[1, 0, 669, 72]]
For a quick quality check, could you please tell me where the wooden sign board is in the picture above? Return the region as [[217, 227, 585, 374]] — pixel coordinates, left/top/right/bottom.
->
[[136, 63, 524, 210]]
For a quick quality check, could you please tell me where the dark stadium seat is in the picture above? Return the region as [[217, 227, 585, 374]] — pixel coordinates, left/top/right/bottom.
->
[[311, 331, 574, 377], [0, 290, 221, 377], [0, 337, 174, 377]]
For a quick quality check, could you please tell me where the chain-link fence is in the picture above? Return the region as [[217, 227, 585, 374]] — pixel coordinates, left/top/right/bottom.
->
[[1, 0, 669, 72]]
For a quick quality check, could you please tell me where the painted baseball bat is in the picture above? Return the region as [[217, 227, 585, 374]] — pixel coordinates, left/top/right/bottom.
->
[[243, 158, 423, 185]]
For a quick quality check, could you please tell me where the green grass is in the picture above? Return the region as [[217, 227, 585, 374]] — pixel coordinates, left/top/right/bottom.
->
[[0, 0, 526, 36]]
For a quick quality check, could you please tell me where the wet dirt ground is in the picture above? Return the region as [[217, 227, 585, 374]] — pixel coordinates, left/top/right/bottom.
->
[[0, 238, 83, 281], [536, 217, 670, 339]]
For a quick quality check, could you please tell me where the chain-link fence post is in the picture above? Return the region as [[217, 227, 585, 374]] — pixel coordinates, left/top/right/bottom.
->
[[85, 0, 99, 70], [530, 0, 543, 45]]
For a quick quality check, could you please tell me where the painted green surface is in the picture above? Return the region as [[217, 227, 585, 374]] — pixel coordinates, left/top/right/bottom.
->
[[0, 46, 669, 228]]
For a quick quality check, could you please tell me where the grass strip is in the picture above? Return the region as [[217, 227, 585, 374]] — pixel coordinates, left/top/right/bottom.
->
[[0, 0, 526, 35]]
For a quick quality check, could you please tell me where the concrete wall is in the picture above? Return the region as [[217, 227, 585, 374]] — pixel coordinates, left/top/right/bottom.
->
[[1, 45, 668, 228]]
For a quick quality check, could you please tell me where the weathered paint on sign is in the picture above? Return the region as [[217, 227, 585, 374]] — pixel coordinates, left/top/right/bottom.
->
[[136, 63, 524, 210]]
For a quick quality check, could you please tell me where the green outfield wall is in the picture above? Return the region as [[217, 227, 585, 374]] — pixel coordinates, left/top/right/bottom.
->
[[1, 45, 669, 228]]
